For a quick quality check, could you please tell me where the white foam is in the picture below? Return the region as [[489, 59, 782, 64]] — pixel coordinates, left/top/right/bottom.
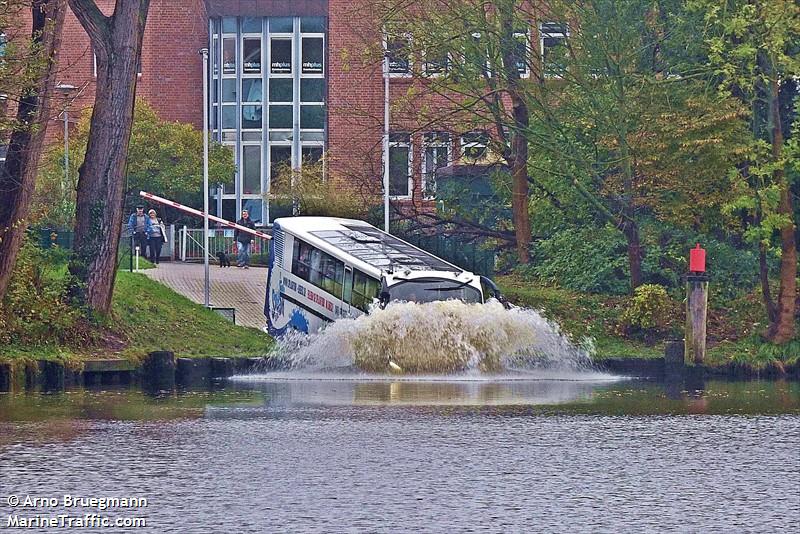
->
[[258, 300, 602, 377]]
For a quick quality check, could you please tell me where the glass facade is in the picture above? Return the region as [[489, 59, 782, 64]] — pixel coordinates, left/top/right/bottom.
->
[[210, 16, 327, 224]]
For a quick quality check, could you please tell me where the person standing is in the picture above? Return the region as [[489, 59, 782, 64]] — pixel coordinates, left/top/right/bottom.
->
[[146, 209, 167, 265], [127, 206, 150, 260], [234, 209, 256, 268]]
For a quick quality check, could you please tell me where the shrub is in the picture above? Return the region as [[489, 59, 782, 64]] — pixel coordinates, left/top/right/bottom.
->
[[523, 224, 630, 294], [0, 240, 89, 347], [619, 284, 676, 338]]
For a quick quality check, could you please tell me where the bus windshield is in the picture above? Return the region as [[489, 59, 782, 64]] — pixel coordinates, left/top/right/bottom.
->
[[387, 278, 482, 304]]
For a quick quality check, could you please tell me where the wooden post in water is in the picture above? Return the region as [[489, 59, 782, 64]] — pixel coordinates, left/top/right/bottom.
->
[[685, 244, 708, 365]]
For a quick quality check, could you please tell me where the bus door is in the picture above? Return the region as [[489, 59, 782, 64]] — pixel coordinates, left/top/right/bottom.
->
[[341, 266, 354, 317]]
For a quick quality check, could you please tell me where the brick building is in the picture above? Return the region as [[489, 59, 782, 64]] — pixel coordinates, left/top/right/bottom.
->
[[25, 0, 567, 226]]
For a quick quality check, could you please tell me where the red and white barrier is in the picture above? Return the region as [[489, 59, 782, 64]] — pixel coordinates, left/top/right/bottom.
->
[[139, 190, 271, 240]]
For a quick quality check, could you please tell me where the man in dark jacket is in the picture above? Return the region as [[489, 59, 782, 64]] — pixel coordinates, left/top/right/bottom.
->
[[127, 206, 150, 259], [234, 209, 256, 268]]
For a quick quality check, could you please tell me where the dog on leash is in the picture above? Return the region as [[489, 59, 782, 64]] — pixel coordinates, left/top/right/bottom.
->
[[216, 251, 231, 268]]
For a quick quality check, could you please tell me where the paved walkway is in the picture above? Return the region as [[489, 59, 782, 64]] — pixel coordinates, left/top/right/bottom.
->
[[142, 262, 268, 330]]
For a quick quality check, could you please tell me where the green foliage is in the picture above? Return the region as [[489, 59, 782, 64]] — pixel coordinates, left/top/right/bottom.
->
[[33, 100, 235, 228], [0, 1, 51, 133], [524, 224, 630, 295], [619, 284, 676, 337], [0, 240, 88, 346], [268, 156, 373, 220]]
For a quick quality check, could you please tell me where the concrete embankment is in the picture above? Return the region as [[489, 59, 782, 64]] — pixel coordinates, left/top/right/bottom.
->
[[0, 352, 274, 392]]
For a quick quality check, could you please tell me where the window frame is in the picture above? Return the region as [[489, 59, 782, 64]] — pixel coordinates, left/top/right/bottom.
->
[[421, 132, 450, 200], [539, 22, 569, 79], [384, 33, 412, 78], [388, 133, 413, 199], [460, 131, 489, 162]]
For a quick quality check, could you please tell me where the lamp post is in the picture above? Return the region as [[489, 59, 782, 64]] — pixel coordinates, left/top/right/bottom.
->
[[200, 48, 210, 308], [383, 49, 390, 233], [55, 83, 76, 190]]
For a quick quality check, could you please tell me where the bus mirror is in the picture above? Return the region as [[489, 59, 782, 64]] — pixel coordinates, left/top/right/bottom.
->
[[379, 291, 391, 309]]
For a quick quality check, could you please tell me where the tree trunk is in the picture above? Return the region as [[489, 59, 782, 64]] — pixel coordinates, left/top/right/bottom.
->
[[765, 78, 796, 343], [758, 241, 777, 323], [66, 0, 150, 314], [0, 0, 66, 301], [509, 96, 531, 264], [499, 3, 531, 264], [622, 218, 643, 290]]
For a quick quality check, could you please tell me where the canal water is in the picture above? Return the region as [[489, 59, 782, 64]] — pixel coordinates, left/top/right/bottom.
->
[[1, 377, 798, 533]]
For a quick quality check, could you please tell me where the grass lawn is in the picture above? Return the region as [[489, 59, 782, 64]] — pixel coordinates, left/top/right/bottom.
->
[[0, 271, 273, 363]]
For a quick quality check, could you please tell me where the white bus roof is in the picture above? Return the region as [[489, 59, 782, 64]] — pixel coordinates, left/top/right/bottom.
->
[[274, 216, 463, 277]]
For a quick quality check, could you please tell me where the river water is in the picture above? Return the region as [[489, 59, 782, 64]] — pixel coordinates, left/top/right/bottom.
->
[[1, 376, 798, 533]]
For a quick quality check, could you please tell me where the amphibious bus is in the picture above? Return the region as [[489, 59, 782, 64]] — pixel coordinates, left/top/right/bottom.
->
[[264, 217, 502, 336]]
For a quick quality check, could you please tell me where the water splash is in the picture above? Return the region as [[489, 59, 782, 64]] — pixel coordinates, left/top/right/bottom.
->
[[267, 300, 596, 375]]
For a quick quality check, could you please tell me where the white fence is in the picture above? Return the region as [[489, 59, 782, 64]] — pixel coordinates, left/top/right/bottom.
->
[[178, 226, 270, 264]]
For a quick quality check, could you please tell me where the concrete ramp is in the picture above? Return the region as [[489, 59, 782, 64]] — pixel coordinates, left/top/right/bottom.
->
[[142, 262, 267, 330]]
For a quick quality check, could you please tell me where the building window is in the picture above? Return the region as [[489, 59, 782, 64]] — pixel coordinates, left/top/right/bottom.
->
[[300, 105, 325, 130], [269, 78, 293, 102], [210, 16, 327, 224], [302, 146, 323, 165], [222, 37, 236, 74], [513, 30, 530, 78], [242, 37, 261, 74], [389, 133, 412, 198], [242, 144, 261, 195], [465, 32, 490, 77], [461, 131, 489, 161], [540, 22, 569, 78], [386, 36, 410, 76], [300, 78, 324, 103], [270, 38, 292, 74], [422, 132, 449, 199], [242, 79, 262, 103], [269, 105, 293, 129], [302, 37, 324, 74], [423, 51, 448, 76], [270, 145, 292, 187]]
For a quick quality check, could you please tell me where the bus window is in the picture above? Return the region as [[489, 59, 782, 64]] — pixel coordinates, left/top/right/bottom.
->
[[343, 268, 353, 304], [351, 269, 380, 312], [291, 238, 345, 299]]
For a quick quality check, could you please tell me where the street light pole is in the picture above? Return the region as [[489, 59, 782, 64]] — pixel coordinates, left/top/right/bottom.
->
[[201, 48, 211, 308], [383, 50, 390, 233], [55, 83, 76, 190]]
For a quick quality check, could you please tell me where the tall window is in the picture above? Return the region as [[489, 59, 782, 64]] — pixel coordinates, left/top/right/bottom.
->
[[540, 22, 569, 78], [386, 35, 411, 76], [389, 133, 412, 198], [513, 30, 530, 78], [422, 132, 449, 199]]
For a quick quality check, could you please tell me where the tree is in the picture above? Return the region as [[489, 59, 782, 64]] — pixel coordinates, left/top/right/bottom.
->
[[0, 0, 66, 301], [374, 0, 534, 262], [33, 100, 235, 228], [696, 0, 798, 342], [66, 0, 149, 314]]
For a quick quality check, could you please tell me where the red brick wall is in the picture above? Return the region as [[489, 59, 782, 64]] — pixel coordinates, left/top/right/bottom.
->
[[47, 0, 207, 144]]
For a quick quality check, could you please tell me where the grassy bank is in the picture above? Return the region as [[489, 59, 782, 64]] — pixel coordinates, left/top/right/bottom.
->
[[0, 271, 273, 362], [497, 275, 799, 368]]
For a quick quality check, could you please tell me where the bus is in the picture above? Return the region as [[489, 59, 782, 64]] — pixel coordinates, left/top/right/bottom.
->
[[264, 217, 502, 336]]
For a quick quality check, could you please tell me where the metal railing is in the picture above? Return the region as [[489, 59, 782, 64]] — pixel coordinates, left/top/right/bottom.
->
[[178, 226, 270, 265]]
